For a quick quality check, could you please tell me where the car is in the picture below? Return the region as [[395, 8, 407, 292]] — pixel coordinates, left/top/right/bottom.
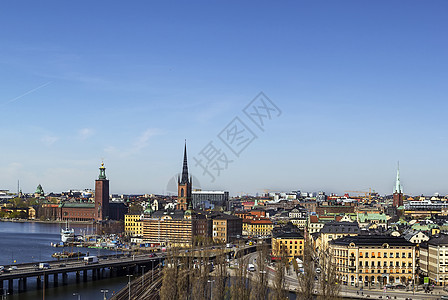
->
[[59, 264, 66, 267], [149, 253, 156, 257], [7, 266, 17, 271], [441, 296, 448, 300], [394, 284, 406, 289]]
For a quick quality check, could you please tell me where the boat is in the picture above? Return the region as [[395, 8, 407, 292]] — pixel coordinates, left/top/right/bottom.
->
[[52, 251, 85, 258], [61, 221, 75, 243]]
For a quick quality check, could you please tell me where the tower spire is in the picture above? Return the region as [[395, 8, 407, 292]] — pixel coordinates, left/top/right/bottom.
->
[[394, 161, 402, 194], [181, 140, 189, 184]]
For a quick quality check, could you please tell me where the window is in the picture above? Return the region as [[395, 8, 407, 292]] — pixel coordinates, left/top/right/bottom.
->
[[365, 253, 369, 258]]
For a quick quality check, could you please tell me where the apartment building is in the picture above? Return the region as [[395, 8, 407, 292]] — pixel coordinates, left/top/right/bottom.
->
[[329, 235, 416, 287]]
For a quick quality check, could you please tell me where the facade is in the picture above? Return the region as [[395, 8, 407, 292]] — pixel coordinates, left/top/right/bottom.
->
[[243, 218, 273, 237], [59, 203, 95, 221], [330, 235, 416, 287], [271, 231, 305, 261], [125, 214, 143, 236], [177, 143, 192, 211], [192, 190, 229, 210], [212, 214, 242, 243], [142, 210, 209, 247], [290, 217, 307, 230], [317, 221, 360, 250], [95, 163, 110, 221], [420, 234, 448, 286]]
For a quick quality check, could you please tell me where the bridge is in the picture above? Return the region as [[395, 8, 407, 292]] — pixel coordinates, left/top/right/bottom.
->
[[0, 253, 163, 295]]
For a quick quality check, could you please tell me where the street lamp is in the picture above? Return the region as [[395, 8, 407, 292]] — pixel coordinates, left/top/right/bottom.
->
[[127, 274, 133, 300], [208, 279, 215, 300], [141, 266, 146, 286], [100, 289, 109, 300], [73, 292, 81, 300]]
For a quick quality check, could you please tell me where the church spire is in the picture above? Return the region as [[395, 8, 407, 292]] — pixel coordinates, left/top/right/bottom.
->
[[394, 161, 402, 194], [181, 140, 189, 184]]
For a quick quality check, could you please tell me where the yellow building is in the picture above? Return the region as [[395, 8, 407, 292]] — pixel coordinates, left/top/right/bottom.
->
[[272, 231, 305, 261], [245, 219, 273, 237], [329, 235, 416, 287], [124, 214, 143, 236]]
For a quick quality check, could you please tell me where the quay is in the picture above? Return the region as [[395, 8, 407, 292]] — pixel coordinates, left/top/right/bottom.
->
[[0, 253, 163, 295]]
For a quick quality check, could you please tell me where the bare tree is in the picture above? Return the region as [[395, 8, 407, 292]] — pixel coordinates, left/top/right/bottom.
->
[[272, 244, 288, 300], [230, 255, 251, 300], [160, 248, 179, 300], [191, 248, 211, 300], [251, 242, 269, 300], [317, 247, 341, 300], [212, 248, 229, 300], [296, 239, 316, 300]]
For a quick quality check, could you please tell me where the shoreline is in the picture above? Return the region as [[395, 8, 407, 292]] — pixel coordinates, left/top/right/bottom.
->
[[0, 218, 94, 225]]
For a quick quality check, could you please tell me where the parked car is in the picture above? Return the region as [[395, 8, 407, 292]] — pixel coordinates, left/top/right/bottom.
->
[[7, 266, 17, 271]]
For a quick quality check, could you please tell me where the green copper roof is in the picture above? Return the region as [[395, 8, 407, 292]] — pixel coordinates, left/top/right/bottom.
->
[[98, 162, 107, 180]]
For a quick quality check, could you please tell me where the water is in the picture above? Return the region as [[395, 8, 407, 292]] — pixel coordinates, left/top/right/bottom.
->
[[0, 221, 129, 300]]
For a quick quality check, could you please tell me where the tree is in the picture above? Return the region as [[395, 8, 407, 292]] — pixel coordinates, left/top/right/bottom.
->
[[272, 244, 288, 300], [296, 239, 316, 300], [317, 247, 341, 300], [212, 248, 229, 300], [160, 248, 179, 300], [230, 255, 251, 300], [252, 242, 269, 300]]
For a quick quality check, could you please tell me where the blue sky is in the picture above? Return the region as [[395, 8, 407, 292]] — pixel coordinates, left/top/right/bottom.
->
[[0, 1, 447, 196]]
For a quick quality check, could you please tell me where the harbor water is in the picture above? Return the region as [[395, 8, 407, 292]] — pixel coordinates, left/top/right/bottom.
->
[[0, 221, 129, 300]]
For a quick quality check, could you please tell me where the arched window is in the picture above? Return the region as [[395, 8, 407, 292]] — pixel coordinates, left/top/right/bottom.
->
[[181, 188, 184, 197]]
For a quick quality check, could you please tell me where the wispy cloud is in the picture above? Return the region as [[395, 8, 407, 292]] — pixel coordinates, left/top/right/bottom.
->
[[41, 135, 58, 146], [78, 128, 94, 140], [133, 129, 160, 152], [1, 82, 51, 107], [104, 128, 162, 158]]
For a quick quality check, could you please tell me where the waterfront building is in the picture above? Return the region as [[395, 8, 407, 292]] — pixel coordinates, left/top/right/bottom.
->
[[57, 163, 111, 222], [95, 162, 110, 221], [329, 235, 416, 287], [142, 210, 209, 247], [124, 214, 143, 236]]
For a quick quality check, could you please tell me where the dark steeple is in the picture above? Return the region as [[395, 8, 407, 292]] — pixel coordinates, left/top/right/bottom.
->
[[181, 140, 189, 184]]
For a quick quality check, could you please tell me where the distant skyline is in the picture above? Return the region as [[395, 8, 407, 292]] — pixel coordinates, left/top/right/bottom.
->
[[1, 1, 447, 196]]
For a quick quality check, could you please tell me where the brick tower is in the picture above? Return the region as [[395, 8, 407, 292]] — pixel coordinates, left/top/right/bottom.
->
[[392, 163, 403, 208], [95, 162, 110, 221], [177, 142, 192, 211]]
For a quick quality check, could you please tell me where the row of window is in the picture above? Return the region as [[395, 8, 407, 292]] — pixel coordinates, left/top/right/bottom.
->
[[359, 252, 412, 258], [358, 261, 412, 267]]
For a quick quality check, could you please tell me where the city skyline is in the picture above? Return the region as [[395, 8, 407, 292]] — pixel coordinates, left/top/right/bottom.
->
[[0, 1, 447, 196]]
